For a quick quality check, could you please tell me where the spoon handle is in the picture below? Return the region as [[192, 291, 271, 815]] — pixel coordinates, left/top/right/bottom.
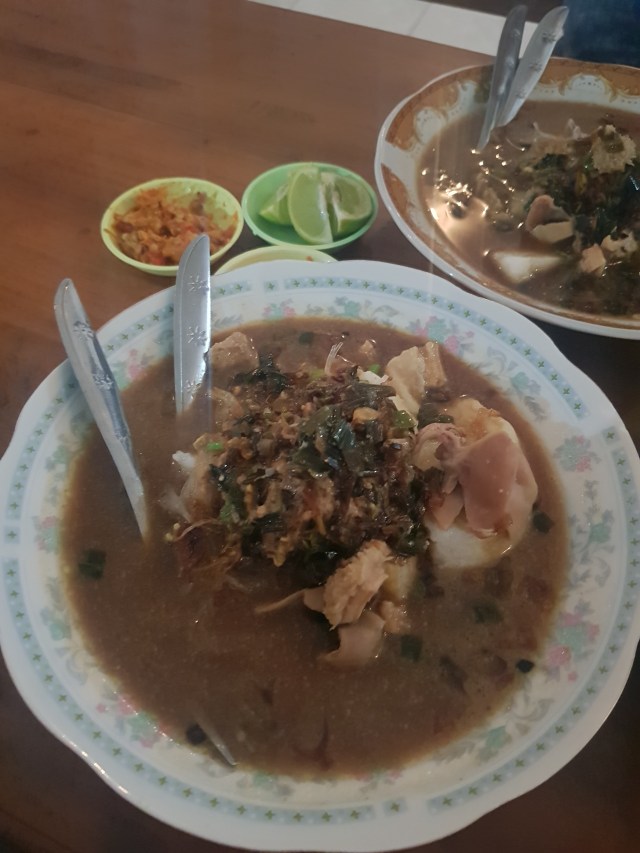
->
[[476, 4, 527, 152], [54, 278, 148, 538], [497, 5, 569, 128], [174, 234, 211, 414]]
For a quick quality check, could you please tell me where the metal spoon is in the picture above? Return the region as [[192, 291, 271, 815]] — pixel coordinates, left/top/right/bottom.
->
[[496, 5, 569, 128], [476, 4, 527, 151], [173, 234, 211, 414], [54, 279, 148, 538], [476, 5, 569, 151]]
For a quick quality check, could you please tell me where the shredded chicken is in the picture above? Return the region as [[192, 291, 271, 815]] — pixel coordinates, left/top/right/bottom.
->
[[168, 336, 542, 665], [323, 610, 385, 667], [385, 343, 448, 416], [322, 540, 391, 628]]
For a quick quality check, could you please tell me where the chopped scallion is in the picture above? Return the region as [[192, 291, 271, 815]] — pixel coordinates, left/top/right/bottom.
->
[[533, 510, 554, 533], [78, 548, 106, 579], [472, 602, 503, 624], [392, 409, 416, 431], [400, 634, 423, 662]]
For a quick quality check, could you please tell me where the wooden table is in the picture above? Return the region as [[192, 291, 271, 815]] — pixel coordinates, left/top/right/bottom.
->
[[0, 1, 638, 851]]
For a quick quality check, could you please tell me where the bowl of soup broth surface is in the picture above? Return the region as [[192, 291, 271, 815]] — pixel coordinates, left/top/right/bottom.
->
[[1, 260, 639, 849], [375, 58, 640, 338]]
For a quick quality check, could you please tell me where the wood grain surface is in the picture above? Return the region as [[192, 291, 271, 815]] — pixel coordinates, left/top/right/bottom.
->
[[0, 1, 638, 852]]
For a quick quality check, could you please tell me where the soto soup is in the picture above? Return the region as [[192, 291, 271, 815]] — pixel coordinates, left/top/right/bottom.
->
[[62, 318, 567, 777]]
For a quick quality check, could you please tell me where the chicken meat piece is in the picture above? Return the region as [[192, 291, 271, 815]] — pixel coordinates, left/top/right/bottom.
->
[[322, 540, 391, 628], [579, 244, 606, 275], [385, 342, 448, 417], [524, 195, 571, 231], [418, 397, 539, 570], [591, 125, 637, 174], [601, 231, 638, 260], [209, 332, 259, 384], [323, 610, 385, 667]]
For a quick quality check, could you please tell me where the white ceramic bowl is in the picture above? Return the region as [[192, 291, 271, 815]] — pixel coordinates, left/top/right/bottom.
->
[[1, 260, 640, 849], [216, 244, 334, 273], [375, 58, 640, 339]]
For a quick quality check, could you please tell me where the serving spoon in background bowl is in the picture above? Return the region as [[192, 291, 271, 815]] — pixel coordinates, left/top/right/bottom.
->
[[476, 5, 569, 151]]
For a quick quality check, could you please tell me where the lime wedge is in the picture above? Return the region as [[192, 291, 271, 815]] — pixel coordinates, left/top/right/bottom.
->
[[325, 173, 373, 238], [288, 167, 333, 245], [259, 181, 291, 225]]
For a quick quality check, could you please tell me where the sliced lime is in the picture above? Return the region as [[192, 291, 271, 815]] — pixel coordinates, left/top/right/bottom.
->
[[258, 180, 292, 225], [288, 167, 333, 245], [325, 173, 373, 238]]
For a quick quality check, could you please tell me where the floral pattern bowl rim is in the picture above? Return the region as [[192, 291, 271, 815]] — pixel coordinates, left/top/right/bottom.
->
[[1, 259, 640, 850]]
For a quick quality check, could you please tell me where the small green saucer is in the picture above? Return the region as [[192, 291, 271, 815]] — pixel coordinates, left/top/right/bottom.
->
[[241, 162, 377, 253]]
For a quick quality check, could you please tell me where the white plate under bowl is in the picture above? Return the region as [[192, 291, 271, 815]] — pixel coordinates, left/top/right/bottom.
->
[[375, 57, 640, 339], [1, 260, 640, 849]]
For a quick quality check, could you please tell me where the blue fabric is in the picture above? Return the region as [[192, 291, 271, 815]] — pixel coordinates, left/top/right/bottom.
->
[[555, 0, 640, 67]]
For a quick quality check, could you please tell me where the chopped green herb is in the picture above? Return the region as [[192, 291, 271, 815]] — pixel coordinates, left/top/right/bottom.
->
[[439, 655, 467, 692], [298, 331, 315, 345], [472, 602, 503, 624], [417, 400, 454, 429], [308, 367, 325, 380], [533, 510, 554, 533], [185, 723, 207, 745], [292, 441, 328, 475], [367, 363, 381, 375], [391, 409, 416, 431], [206, 441, 224, 453], [234, 354, 290, 395], [516, 659, 535, 674], [251, 512, 285, 533], [211, 464, 246, 521], [218, 496, 240, 526], [78, 548, 106, 579], [342, 381, 393, 411], [400, 634, 423, 662], [392, 522, 428, 556]]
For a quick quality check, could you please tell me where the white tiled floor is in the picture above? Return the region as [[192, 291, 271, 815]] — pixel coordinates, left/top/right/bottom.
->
[[249, 0, 537, 55]]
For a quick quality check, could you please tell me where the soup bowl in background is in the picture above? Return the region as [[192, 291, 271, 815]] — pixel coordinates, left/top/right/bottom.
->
[[1, 260, 639, 849], [375, 58, 640, 339]]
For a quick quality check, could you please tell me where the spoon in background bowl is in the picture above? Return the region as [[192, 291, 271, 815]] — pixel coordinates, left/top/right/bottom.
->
[[476, 5, 569, 151]]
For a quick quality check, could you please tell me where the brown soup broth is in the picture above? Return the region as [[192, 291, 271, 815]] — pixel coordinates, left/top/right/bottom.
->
[[419, 102, 640, 316], [62, 318, 567, 777]]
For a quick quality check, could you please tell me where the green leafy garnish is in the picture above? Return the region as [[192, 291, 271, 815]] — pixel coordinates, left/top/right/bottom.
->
[[392, 522, 428, 556], [472, 602, 503, 624], [417, 400, 454, 429], [210, 464, 247, 521], [400, 634, 423, 662], [78, 549, 106, 579], [533, 510, 554, 533], [234, 354, 290, 395], [206, 440, 224, 453], [391, 409, 416, 431]]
